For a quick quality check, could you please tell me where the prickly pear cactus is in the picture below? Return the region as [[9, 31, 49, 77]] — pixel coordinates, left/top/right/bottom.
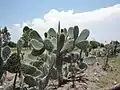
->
[[68, 27, 74, 39], [24, 74, 38, 87], [29, 30, 43, 42], [76, 40, 89, 50], [4, 53, 21, 73], [61, 39, 74, 54], [30, 39, 44, 50], [31, 48, 45, 56], [48, 28, 56, 37], [1, 46, 11, 61], [76, 29, 90, 43], [44, 39, 54, 52], [21, 63, 43, 77], [73, 26, 79, 41], [17, 39, 24, 55]]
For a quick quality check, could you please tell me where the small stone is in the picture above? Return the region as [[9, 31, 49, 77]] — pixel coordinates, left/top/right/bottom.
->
[[113, 81, 117, 85], [94, 72, 97, 75]]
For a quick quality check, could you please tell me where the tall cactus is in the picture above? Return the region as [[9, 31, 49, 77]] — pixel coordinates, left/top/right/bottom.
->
[[29, 22, 90, 87]]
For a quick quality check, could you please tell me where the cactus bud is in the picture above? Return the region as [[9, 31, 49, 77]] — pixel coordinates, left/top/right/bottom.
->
[[44, 32, 48, 38], [61, 29, 64, 33]]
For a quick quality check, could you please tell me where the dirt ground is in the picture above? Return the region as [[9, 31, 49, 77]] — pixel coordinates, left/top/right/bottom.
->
[[1, 49, 120, 90]]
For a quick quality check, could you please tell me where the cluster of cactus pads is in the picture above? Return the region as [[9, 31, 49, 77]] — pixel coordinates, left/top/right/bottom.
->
[[0, 22, 90, 90], [28, 21, 90, 87]]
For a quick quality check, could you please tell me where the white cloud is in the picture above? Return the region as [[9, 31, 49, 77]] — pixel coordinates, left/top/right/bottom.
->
[[8, 4, 120, 43]]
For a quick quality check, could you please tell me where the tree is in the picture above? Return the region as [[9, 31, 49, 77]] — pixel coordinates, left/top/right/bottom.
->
[[2, 26, 11, 47], [21, 26, 33, 49], [90, 40, 100, 49]]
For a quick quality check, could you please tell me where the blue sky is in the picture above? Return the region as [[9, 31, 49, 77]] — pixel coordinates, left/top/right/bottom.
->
[[0, 0, 120, 27], [0, 0, 120, 43]]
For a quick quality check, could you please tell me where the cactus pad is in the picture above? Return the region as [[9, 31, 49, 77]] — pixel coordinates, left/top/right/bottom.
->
[[29, 30, 43, 42], [31, 47, 45, 56], [4, 53, 21, 73], [44, 39, 54, 52], [2, 46, 11, 61], [73, 26, 79, 40], [68, 27, 74, 39], [48, 28, 56, 37], [76, 40, 89, 50], [61, 39, 74, 54], [76, 29, 90, 43], [30, 39, 44, 50]]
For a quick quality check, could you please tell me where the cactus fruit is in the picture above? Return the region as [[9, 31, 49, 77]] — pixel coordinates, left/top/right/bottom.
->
[[1, 46, 11, 61], [29, 30, 43, 42], [30, 39, 44, 50], [48, 28, 56, 37]]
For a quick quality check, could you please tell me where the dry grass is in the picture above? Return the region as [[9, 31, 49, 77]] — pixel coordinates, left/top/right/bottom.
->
[[96, 55, 120, 89]]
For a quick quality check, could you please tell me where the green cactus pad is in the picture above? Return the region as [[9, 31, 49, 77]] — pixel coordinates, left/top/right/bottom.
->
[[73, 26, 79, 40], [24, 75, 38, 87], [4, 53, 21, 73], [51, 37, 57, 50], [21, 63, 43, 76], [58, 34, 65, 51], [17, 39, 23, 54], [31, 47, 45, 56], [63, 28, 67, 35], [76, 29, 90, 43], [29, 30, 43, 42], [68, 27, 74, 39], [44, 39, 54, 52], [61, 39, 74, 53], [48, 28, 56, 37], [76, 40, 89, 50], [2, 46, 11, 61], [30, 60, 44, 69], [30, 39, 44, 50]]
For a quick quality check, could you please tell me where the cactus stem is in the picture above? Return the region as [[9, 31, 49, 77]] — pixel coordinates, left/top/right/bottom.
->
[[13, 73, 17, 90]]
